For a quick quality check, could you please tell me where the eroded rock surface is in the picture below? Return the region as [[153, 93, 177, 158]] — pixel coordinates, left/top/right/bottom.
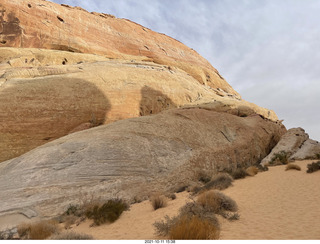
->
[[261, 128, 320, 165], [0, 107, 285, 218], [0, 0, 237, 95], [0, 0, 282, 162], [0, 47, 279, 162]]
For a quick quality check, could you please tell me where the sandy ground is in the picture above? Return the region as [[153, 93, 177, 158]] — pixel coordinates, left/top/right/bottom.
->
[[2, 160, 318, 239], [220, 160, 320, 240], [71, 191, 191, 240], [68, 160, 320, 240]]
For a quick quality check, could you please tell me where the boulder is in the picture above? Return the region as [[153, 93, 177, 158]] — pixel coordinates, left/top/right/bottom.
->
[[290, 139, 320, 161], [0, 107, 285, 218], [261, 127, 320, 165]]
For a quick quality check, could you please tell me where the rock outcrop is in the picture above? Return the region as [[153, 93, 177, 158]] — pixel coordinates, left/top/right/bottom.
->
[[0, 0, 237, 95], [0, 107, 285, 219], [261, 128, 320, 165], [0, 0, 281, 163], [0, 47, 279, 162]]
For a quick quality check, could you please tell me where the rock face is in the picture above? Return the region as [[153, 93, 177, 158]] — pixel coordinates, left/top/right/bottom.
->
[[0, 107, 285, 218], [261, 128, 320, 165], [0, 0, 282, 162], [0, 0, 287, 226], [0, 47, 279, 162], [0, 0, 237, 95]]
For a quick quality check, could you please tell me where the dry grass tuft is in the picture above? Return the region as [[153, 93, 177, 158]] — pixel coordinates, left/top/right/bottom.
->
[[246, 166, 259, 176], [150, 194, 168, 210], [154, 201, 220, 237], [50, 231, 93, 240], [169, 215, 220, 240], [197, 190, 238, 215], [17, 220, 59, 240], [285, 163, 301, 171]]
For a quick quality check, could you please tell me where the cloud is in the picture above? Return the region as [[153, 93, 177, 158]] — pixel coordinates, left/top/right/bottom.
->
[[51, 0, 320, 140]]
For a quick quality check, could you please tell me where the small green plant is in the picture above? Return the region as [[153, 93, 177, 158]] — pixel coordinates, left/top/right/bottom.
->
[[270, 151, 289, 165], [150, 194, 168, 210], [306, 161, 320, 173], [285, 163, 301, 171], [85, 199, 129, 226]]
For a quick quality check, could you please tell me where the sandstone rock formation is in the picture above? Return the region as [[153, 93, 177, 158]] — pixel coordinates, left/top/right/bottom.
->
[[0, 0, 281, 163], [0, 107, 285, 219], [261, 128, 320, 165], [0, 0, 237, 95], [0, 47, 279, 162]]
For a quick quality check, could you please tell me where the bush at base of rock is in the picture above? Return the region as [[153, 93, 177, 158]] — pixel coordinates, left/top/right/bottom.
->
[[85, 199, 129, 226], [306, 161, 320, 173]]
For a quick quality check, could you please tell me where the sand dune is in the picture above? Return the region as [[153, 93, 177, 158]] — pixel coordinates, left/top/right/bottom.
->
[[68, 160, 320, 240]]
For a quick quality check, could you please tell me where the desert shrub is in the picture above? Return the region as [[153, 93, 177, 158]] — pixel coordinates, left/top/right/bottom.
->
[[169, 215, 220, 240], [85, 199, 129, 226], [316, 153, 320, 159], [179, 202, 220, 227], [62, 215, 78, 229], [226, 212, 240, 221], [285, 163, 301, 171], [64, 204, 82, 217], [154, 201, 220, 237], [150, 194, 168, 210], [167, 193, 176, 200], [197, 190, 238, 216], [175, 185, 188, 193], [202, 173, 233, 191], [246, 166, 259, 176], [230, 168, 247, 179], [17, 220, 59, 240], [256, 164, 269, 172], [50, 231, 93, 240], [153, 215, 180, 237], [270, 151, 289, 165], [306, 161, 320, 173], [197, 170, 212, 183]]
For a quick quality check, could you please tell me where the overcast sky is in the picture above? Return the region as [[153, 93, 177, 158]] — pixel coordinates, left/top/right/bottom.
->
[[52, 0, 320, 141]]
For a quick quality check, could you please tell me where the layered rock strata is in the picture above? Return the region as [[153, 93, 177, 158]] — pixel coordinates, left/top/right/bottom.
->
[[0, 46, 279, 162], [0, 0, 237, 95], [0, 107, 285, 219]]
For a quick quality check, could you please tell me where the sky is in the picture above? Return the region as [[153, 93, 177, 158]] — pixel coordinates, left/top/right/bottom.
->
[[52, 0, 320, 141]]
